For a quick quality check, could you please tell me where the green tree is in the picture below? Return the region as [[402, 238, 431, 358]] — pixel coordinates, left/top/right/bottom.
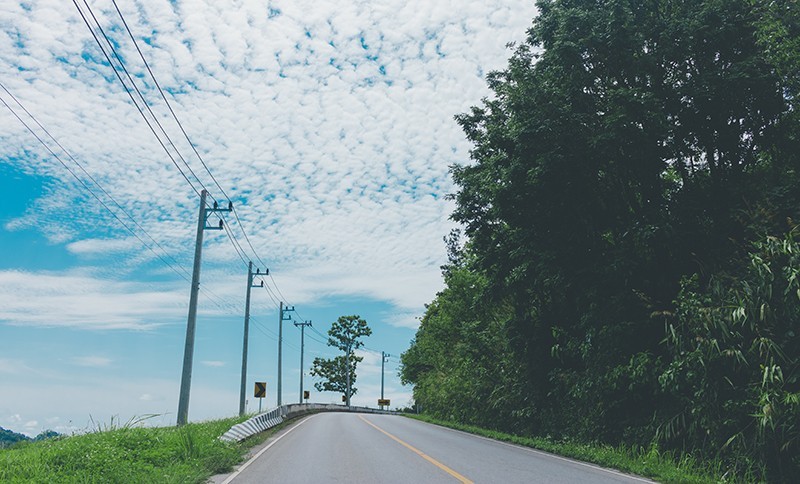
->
[[404, 0, 800, 479], [661, 232, 800, 480], [401, 253, 522, 430], [310, 315, 372, 405], [450, 0, 794, 439], [310, 354, 362, 398]]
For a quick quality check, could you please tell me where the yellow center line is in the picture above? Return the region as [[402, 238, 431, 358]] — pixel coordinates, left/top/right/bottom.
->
[[358, 415, 474, 484]]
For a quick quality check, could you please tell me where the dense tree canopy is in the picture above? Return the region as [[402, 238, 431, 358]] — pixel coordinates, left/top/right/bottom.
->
[[401, 0, 800, 480]]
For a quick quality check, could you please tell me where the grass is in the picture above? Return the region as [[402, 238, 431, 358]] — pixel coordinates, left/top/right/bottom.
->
[[404, 414, 742, 483], [0, 414, 268, 484]]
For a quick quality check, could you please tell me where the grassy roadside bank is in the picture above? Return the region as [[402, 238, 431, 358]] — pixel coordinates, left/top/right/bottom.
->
[[404, 414, 733, 483], [0, 415, 271, 483]]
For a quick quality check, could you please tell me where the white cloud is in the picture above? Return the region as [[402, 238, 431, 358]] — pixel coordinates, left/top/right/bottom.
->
[[0, 269, 186, 330], [0, 359, 28, 374], [72, 356, 112, 367], [384, 310, 424, 330], [201, 360, 225, 367], [0, 0, 536, 316], [66, 237, 140, 256]]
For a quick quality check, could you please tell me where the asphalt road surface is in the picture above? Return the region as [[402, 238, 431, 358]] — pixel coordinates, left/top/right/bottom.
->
[[219, 412, 653, 484]]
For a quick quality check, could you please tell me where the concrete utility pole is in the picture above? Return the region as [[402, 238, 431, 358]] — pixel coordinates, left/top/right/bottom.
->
[[277, 302, 294, 406], [294, 320, 312, 403], [381, 351, 391, 409], [177, 190, 231, 426], [240, 262, 267, 416]]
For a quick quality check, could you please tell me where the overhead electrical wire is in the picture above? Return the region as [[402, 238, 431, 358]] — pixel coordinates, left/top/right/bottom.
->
[[0, 83, 193, 283], [252, 323, 278, 343], [109, 0, 222, 195], [0, 83, 194, 284], [100, 0, 302, 312], [0, 82, 293, 343], [260, 282, 281, 309], [0, 90, 287, 352], [108, 0, 279, 283], [310, 325, 329, 341], [1, 85, 296, 356], [72, 1, 327, 335], [221, 220, 251, 269], [72, 0, 204, 198], [303, 331, 330, 347], [81, 0, 208, 196], [6, 13, 331, 392]]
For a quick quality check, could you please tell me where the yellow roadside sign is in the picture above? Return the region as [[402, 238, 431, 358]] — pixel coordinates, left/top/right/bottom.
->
[[378, 398, 390, 406], [254, 382, 266, 398]]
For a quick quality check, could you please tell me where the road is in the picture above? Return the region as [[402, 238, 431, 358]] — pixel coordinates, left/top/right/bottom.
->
[[217, 412, 652, 483]]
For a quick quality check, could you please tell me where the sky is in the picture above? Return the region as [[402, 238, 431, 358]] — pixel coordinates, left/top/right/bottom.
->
[[0, 0, 536, 437]]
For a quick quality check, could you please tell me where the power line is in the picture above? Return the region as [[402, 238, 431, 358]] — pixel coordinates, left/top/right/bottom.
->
[[304, 331, 330, 347], [0, 91, 295, 370], [221, 220, 251, 268], [0, 84, 277, 343], [78, 1, 284, 302], [72, 0, 204, 198], [310, 324, 329, 340], [4, 85, 321, 388], [252, 322, 277, 342], [82, 0, 208, 196], [361, 345, 392, 358], [269, 273, 290, 304], [0, 83, 193, 284], [110, 0, 274, 276], [77, 0, 309, 320], [260, 282, 281, 309], [109, 0, 218, 192], [251, 318, 278, 340]]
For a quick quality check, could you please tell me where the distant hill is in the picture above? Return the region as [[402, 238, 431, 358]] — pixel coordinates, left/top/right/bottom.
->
[[0, 427, 60, 448], [0, 426, 31, 448]]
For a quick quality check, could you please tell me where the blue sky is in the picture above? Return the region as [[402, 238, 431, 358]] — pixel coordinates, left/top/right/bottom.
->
[[0, 0, 535, 436]]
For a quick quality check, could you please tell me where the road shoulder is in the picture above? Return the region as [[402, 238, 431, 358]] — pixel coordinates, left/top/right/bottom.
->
[[207, 415, 315, 484]]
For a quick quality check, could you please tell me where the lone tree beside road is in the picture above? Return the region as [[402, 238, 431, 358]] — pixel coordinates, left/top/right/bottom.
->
[[310, 315, 372, 406]]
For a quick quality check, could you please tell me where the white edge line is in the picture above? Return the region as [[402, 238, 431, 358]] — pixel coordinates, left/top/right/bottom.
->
[[404, 417, 654, 483], [221, 414, 316, 484]]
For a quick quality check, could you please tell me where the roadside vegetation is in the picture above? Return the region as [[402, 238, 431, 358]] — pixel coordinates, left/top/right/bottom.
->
[[401, 0, 800, 482], [0, 415, 253, 483]]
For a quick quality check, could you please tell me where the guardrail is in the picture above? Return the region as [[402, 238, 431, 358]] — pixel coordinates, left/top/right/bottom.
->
[[220, 403, 395, 442]]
